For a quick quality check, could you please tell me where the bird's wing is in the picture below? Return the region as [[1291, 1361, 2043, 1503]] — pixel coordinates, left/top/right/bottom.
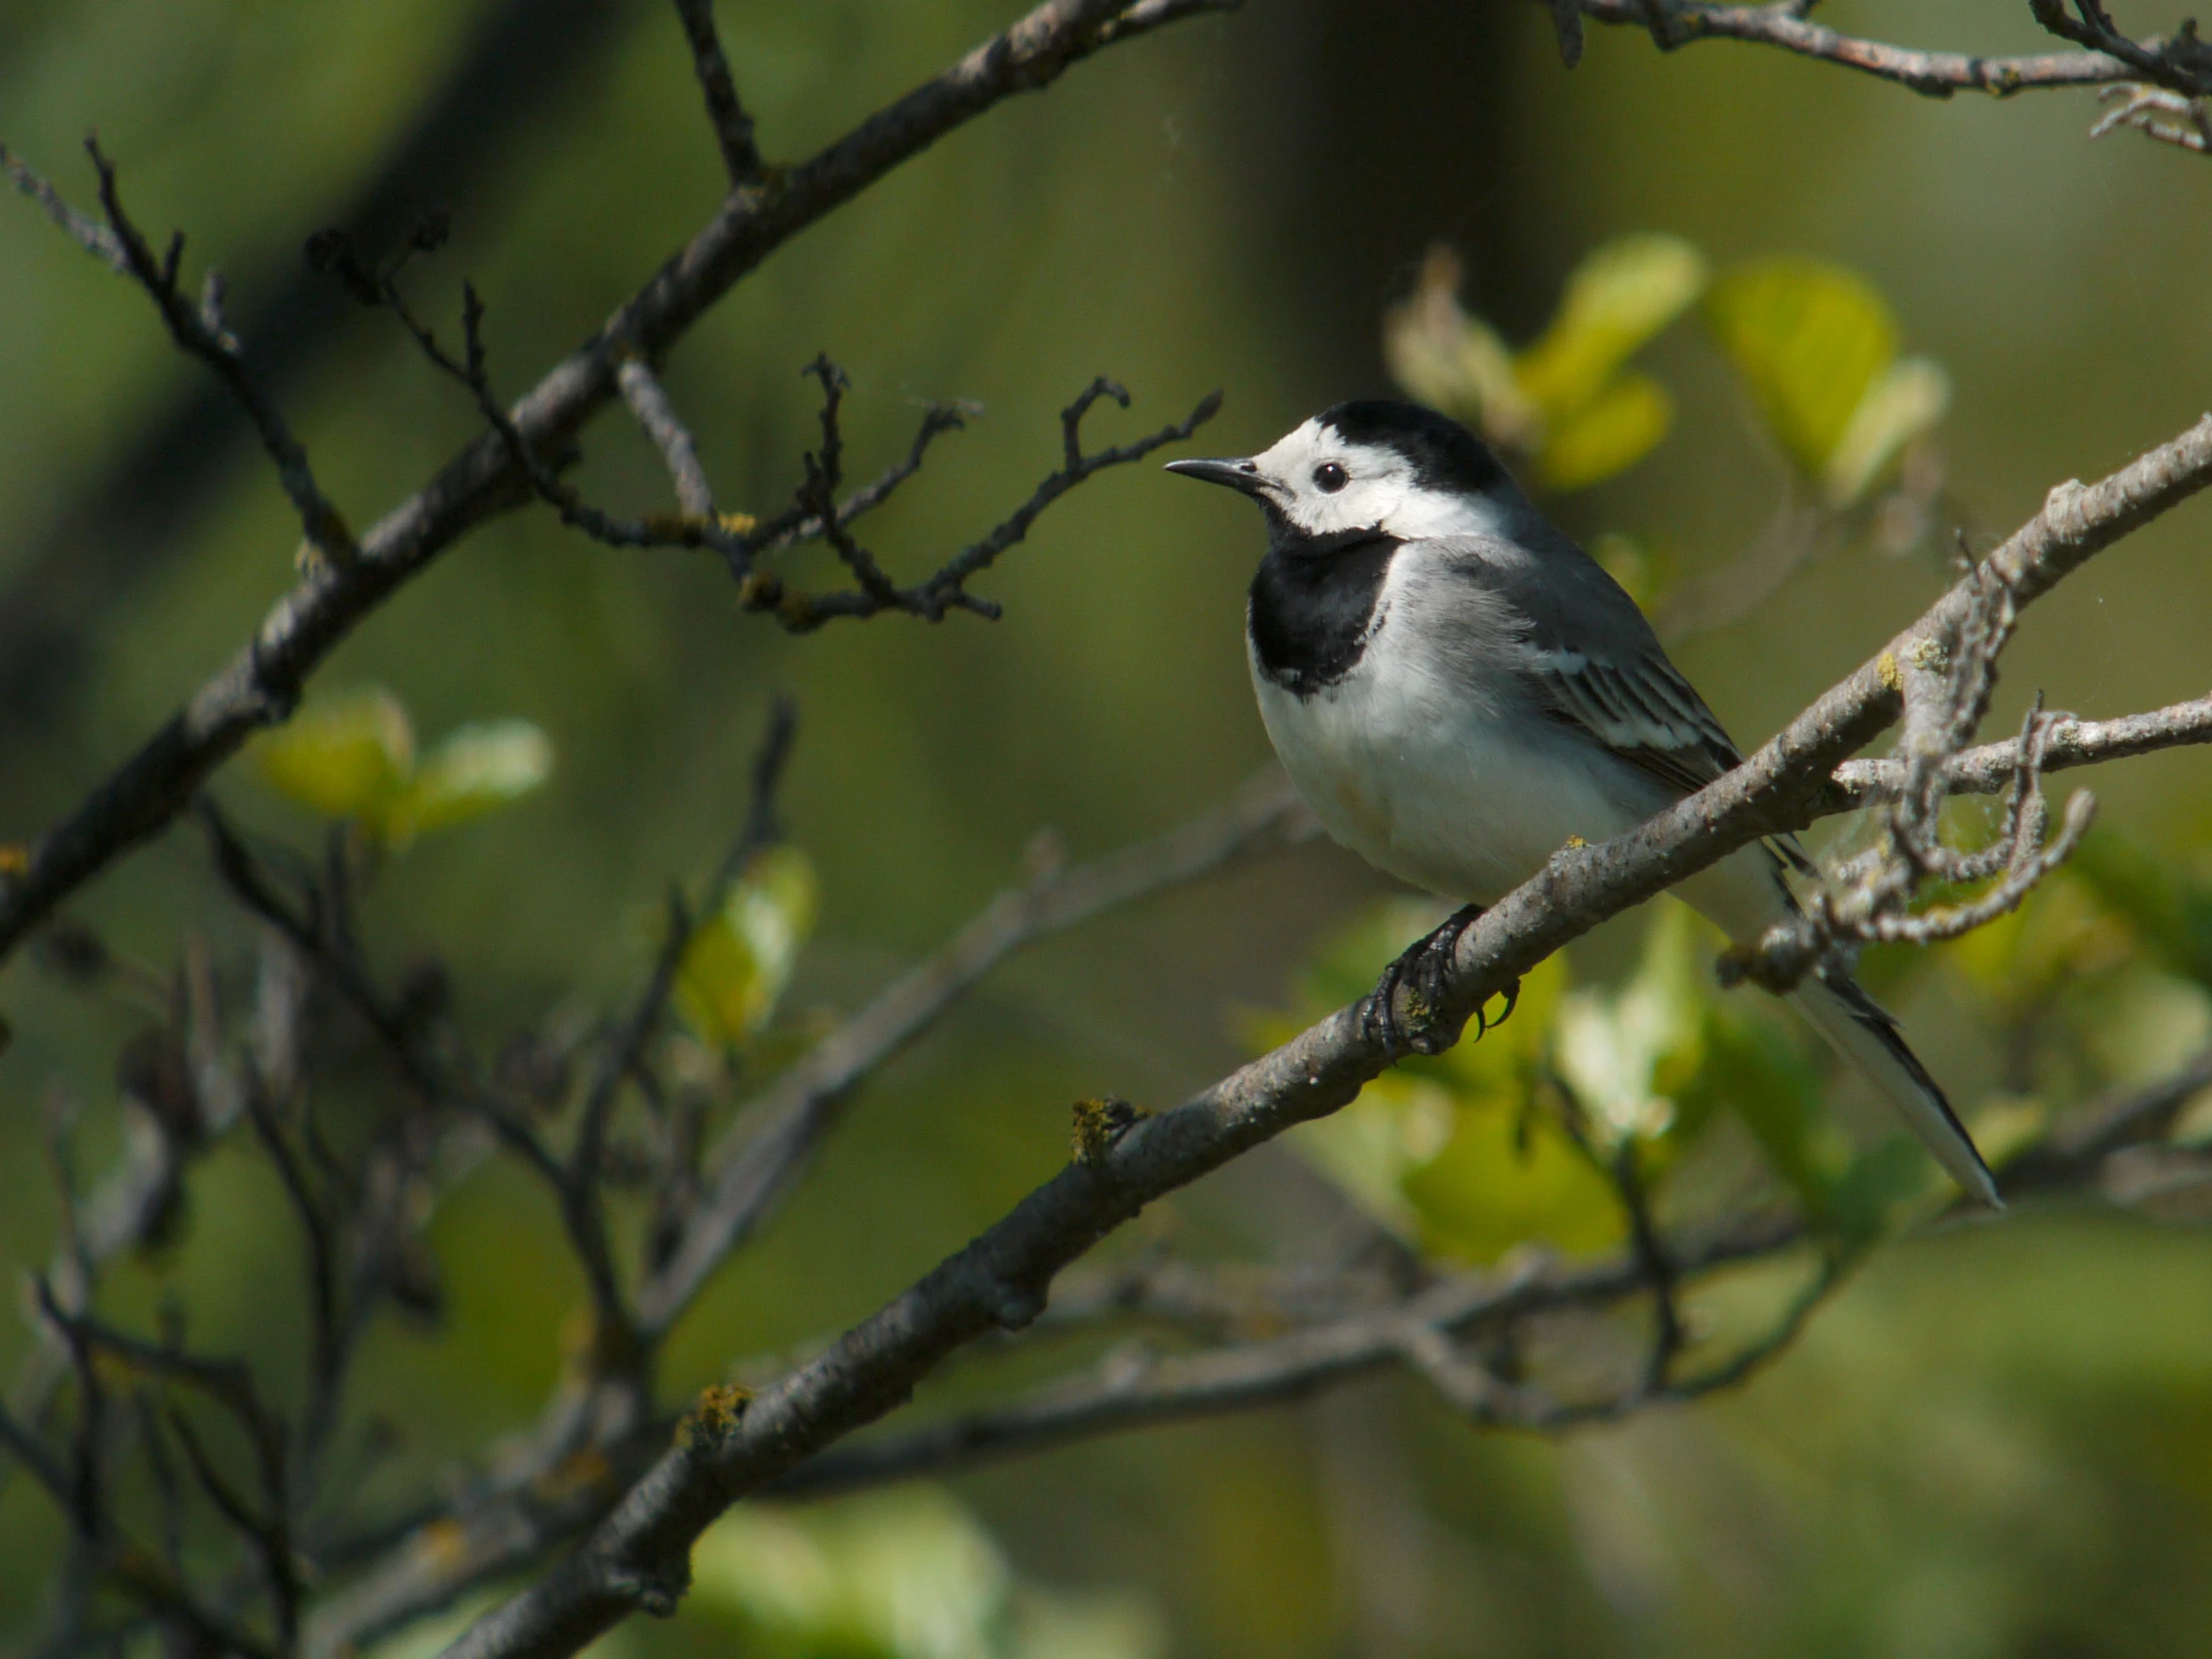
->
[[1527, 643, 1743, 799], [1433, 529, 1819, 879]]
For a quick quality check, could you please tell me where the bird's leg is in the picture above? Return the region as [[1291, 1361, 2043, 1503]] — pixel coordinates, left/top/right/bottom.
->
[[1363, 903, 1515, 1059]]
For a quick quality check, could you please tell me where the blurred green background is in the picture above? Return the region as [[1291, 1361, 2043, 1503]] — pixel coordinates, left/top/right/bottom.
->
[[6, 2, 2212, 1655]]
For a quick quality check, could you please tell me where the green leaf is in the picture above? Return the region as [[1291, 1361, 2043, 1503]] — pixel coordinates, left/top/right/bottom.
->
[[1398, 1087, 1624, 1263], [2068, 830, 2212, 987], [690, 1489, 1009, 1659], [1831, 1137, 1938, 1250], [1281, 906, 1572, 1245], [390, 719, 555, 844], [1552, 900, 1713, 1152], [253, 687, 413, 830], [675, 845, 820, 1048], [1940, 874, 2130, 1021], [1533, 370, 1674, 493], [1513, 233, 1708, 423], [690, 1488, 1161, 1659], [1590, 531, 1671, 613], [1705, 258, 1899, 480], [1382, 246, 1538, 448], [1688, 1002, 1850, 1220], [1822, 355, 1948, 507]]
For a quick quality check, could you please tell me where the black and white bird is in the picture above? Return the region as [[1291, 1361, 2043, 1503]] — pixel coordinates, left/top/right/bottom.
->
[[1167, 398, 1998, 1207]]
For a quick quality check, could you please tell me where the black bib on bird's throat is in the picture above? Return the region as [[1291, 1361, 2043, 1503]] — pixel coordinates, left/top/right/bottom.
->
[[1246, 523, 1398, 696]]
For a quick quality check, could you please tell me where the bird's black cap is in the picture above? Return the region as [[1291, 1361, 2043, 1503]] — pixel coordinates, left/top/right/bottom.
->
[[1318, 399, 1511, 498]]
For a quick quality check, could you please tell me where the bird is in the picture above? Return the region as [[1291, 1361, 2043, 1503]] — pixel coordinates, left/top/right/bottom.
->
[[1166, 398, 1999, 1207]]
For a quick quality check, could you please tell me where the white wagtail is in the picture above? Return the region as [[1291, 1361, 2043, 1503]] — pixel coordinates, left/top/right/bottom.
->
[[1167, 399, 1998, 1207]]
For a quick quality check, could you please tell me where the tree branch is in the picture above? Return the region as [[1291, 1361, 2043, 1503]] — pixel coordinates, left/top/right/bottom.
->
[[1831, 692, 2212, 803], [79, 139, 358, 565], [1552, 0, 2131, 97], [0, 0, 1241, 970], [668, 0, 764, 185]]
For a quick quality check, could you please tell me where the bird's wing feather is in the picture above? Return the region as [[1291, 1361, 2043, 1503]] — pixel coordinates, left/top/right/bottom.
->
[[1431, 529, 1819, 878]]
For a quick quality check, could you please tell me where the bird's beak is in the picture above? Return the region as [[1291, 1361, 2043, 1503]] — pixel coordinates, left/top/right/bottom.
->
[[1164, 456, 1274, 498]]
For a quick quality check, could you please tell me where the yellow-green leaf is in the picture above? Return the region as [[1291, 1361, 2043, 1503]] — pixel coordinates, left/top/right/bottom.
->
[[675, 845, 820, 1048], [1822, 355, 1949, 507], [1533, 371, 1674, 493], [1513, 233, 1708, 423], [1283, 921, 1570, 1243], [1590, 531, 1670, 613], [1382, 245, 1539, 449], [1399, 1091, 1623, 1263], [1685, 1002, 1850, 1220], [1705, 258, 1898, 479], [2068, 829, 2212, 990], [1552, 900, 1712, 1152], [253, 687, 413, 830], [1941, 875, 2130, 1021], [390, 719, 554, 843], [691, 1489, 1008, 1659]]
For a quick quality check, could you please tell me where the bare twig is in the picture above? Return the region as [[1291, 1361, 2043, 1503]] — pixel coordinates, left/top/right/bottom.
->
[[0, 1400, 73, 1510], [563, 698, 800, 1371], [0, 0, 1242, 968], [1550, 0, 2131, 97], [743, 372, 1221, 632], [0, 142, 123, 268], [2028, 0, 2212, 100], [1831, 692, 2212, 803], [2090, 82, 2212, 151], [80, 138, 357, 565], [614, 353, 718, 517], [196, 799, 564, 1186], [669, 0, 765, 185]]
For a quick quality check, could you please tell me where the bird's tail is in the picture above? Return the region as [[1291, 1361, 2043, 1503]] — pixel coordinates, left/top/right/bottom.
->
[[1788, 969, 2001, 1208]]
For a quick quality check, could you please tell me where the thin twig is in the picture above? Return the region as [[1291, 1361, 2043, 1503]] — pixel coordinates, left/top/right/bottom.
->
[[614, 354, 717, 517], [563, 699, 801, 1370], [669, 0, 765, 185], [1552, 0, 2131, 97], [81, 138, 357, 564], [0, 142, 123, 268]]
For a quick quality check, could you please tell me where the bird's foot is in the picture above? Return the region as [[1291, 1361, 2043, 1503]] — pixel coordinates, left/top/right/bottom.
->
[[1362, 903, 1516, 1059]]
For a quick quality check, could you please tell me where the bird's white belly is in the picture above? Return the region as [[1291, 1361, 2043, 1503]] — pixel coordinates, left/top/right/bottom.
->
[[1252, 645, 1643, 906]]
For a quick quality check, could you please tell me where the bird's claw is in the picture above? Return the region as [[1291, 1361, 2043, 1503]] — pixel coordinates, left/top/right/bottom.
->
[[1363, 903, 1515, 1060]]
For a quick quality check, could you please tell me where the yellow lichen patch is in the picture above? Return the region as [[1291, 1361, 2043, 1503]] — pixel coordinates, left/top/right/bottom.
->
[[1562, 834, 1588, 849], [1070, 1095, 1143, 1165], [534, 1446, 612, 1501], [415, 1517, 471, 1572], [1905, 636, 1947, 673], [1877, 650, 1903, 694], [680, 1382, 755, 1449]]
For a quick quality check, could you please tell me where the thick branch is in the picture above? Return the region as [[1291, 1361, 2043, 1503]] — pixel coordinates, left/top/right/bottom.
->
[[0, 0, 1238, 967]]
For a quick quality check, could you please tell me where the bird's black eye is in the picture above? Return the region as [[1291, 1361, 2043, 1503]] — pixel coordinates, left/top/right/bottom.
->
[[1314, 461, 1349, 493]]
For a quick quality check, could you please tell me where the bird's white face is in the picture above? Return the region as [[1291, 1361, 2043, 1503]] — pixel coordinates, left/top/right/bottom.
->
[[1246, 417, 1508, 541]]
